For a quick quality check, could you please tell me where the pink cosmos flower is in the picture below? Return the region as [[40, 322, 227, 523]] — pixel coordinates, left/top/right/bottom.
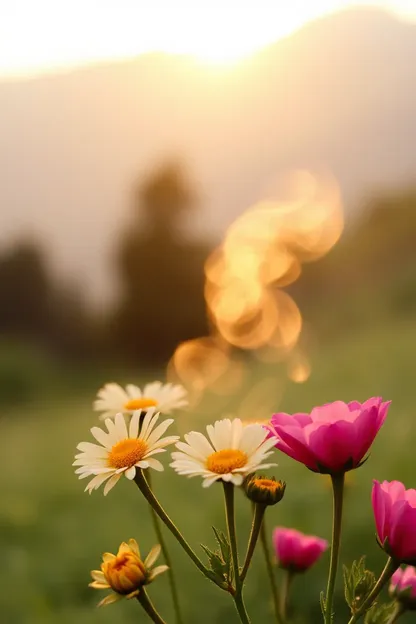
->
[[268, 398, 390, 474], [372, 480, 416, 565], [273, 527, 328, 573], [389, 566, 416, 608]]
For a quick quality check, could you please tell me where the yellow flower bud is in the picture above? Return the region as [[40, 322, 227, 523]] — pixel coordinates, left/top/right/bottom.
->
[[101, 543, 147, 595], [89, 539, 168, 607]]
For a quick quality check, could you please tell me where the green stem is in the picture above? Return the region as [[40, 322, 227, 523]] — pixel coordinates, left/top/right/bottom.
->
[[280, 570, 294, 622], [137, 587, 168, 624], [240, 503, 266, 583], [347, 557, 399, 624], [387, 602, 407, 624], [223, 482, 251, 624], [260, 516, 283, 624], [134, 469, 225, 589], [146, 472, 184, 624], [324, 473, 345, 624]]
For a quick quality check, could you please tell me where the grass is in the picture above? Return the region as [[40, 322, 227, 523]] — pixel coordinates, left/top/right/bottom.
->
[[1, 318, 416, 623]]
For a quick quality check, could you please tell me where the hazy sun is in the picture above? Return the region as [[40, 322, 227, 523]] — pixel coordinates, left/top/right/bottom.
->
[[0, 0, 415, 76]]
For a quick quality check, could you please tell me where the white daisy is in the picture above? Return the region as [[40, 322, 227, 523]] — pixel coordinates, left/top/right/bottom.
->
[[74, 409, 179, 495], [170, 418, 277, 488], [93, 381, 188, 420]]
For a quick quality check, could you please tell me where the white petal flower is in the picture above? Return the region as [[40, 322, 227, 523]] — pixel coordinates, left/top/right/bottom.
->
[[93, 381, 188, 420], [74, 409, 179, 495], [170, 418, 277, 488]]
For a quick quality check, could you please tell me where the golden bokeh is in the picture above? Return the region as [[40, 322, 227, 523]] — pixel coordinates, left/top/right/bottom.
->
[[169, 168, 343, 402]]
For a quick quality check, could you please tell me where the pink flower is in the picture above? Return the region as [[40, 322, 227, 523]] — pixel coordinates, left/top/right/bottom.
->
[[390, 566, 416, 609], [268, 398, 390, 474], [273, 527, 328, 573], [372, 480, 416, 564]]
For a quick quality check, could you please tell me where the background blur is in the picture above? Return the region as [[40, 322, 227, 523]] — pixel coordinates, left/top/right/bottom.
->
[[1, 1, 416, 622]]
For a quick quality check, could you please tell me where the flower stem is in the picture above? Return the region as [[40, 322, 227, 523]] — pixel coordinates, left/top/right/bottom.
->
[[146, 472, 184, 624], [387, 602, 407, 624], [324, 473, 345, 624], [240, 503, 266, 583], [347, 557, 399, 624], [260, 516, 283, 624], [280, 570, 294, 622], [223, 482, 251, 624], [134, 469, 225, 589], [137, 587, 168, 624]]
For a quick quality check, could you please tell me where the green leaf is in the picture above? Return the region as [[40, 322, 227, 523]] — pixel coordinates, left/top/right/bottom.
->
[[212, 527, 232, 580], [200, 545, 227, 580], [364, 601, 397, 624], [343, 557, 376, 614], [200, 526, 233, 586]]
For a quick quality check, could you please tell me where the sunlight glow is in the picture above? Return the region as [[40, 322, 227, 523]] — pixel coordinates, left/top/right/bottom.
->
[[169, 169, 343, 402], [0, 0, 415, 76]]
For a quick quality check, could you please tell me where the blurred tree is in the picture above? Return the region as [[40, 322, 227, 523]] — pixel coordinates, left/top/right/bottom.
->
[[0, 238, 97, 362], [112, 162, 210, 365], [0, 239, 51, 337]]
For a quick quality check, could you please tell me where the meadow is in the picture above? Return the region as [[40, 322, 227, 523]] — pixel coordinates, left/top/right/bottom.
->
[[1, 318, 415, 623]]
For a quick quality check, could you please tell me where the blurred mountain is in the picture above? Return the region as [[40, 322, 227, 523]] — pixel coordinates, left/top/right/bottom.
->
[[0, 7, 415, 301]]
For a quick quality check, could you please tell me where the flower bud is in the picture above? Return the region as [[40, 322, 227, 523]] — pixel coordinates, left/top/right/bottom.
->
[[89, 538, 168, 607], [244, 474, 286, 506], [273, 527, 328, 573], [389, 566, 416, 610], [102, 544, 146, 595]]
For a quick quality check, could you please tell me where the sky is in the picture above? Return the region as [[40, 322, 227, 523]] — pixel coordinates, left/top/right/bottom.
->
[[1, 0, 416, 77]]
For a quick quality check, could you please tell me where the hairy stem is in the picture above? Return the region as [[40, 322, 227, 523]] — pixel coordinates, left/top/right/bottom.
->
[[240, 503, 266, 583], [146, 471, 184, 624], [260, 517, 283, 624], [137, 588, 168, 624], [134, 469, 224, 589], [324, 473, 345, 624], [223, 482, 251, 624], [280, 570, 294, 622]]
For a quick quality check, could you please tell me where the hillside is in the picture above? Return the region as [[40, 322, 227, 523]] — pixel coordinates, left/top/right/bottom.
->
[[0, 7, 415, 300]]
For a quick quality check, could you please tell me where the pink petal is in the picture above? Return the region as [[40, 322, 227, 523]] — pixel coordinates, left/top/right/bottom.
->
[[297, 538, 328, 569], [361, 397, 383, 411], [272, 425, 318, 470], [350, 405, 382, 464], [376, 400, 391, 429], [389, 502, 416, 561], [306, 421, 356, 472], [310, 401, 351, 424], [390, 568, 403, 590], [372, 480, 389, 543], [384, 480, 407, 504]]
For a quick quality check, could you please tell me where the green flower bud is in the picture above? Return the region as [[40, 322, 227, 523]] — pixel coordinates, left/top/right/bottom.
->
[[244, 474, 286, 506]]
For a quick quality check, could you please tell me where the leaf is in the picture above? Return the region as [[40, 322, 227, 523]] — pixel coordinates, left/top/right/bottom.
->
[[364, 601, 397, 624], [343, 557, 376, 614], [343, 564, 355, 609], [200, 545, 227, 580], [200, 526, 233, 586], [212, 527, 232, 580]]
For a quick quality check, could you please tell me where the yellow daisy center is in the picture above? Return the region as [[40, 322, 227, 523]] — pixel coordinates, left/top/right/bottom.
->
[[124, 397, 158, 411], [252, 478, 279, 491], [206, 449, 248, 474], [108, 439, 148, 469]]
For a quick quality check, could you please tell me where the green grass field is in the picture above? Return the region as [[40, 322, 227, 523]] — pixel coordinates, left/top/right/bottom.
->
[[1, 319, 416, 623]]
